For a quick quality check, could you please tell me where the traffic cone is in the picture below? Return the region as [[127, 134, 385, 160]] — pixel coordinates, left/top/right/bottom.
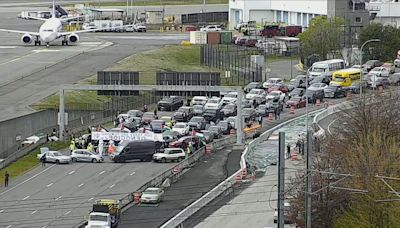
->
[[268, 113, 273, 121], [290, 105, 295, 114], [347, 92, 352, 100], [316, 99, 321, 106]]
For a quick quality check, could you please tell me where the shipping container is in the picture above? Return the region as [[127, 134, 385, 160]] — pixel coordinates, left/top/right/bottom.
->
[[207, 32, 220, 45], [219, 31, 232, 44], [190, 31, 207, 44]]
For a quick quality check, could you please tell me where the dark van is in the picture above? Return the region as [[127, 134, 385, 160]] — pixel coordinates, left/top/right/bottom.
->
[[112, 140, 156, 162]]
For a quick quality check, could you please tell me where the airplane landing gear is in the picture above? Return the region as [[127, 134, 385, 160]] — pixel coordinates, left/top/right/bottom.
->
[[46, 43, 50, 48], [34, 40, 41, 46], [61, 40, 69, 46]]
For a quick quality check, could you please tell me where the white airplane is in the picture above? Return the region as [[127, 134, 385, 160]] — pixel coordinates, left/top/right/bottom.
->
[[0, 0, 122, 47]]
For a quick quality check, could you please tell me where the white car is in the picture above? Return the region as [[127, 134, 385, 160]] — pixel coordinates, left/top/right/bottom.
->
[[394, 59, 400, 68], [200, 25, 221, 32], [172, 122, 190, 135], [263, 78, 284, 89], [140, 187, 164, 204], [153, 148, 186, 163], [71, 149, 103, 163], [190, 96, 208, 106], [266, 90, 286, 102], [204, 97, 222, 109], [133, 23, 146, 32], [368, 67, 390, 77], [37, 151, 71, 164], [245, 89, 266, 104], [308, 83, 328, 91]]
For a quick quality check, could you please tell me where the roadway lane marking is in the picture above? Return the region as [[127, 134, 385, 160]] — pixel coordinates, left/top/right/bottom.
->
[[55, 196, 62, 201], [41, 226, 47, 228], [0, 164, 55, 197], [98, 170, 105, 175], [68, 170, 75, 175], [78, 183, 85, 188], [22, 195, 30, 200], [87, 197, 94, 202], [129, 171, 136, 176], [31, 210, 38, 215], [0, 46, 17, 49], [109, 184, 115, 189], [6, 225, 12, 228], [327, 118, 338, 135], [0, 209, 4, 213], [46, 183, 53, 188], [64, 211, 71, 215]]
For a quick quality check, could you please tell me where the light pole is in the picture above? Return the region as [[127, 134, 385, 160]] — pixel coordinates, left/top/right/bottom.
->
[[359, 39, 380, 96]]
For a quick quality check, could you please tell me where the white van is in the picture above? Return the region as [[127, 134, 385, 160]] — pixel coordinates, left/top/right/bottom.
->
[[309, 59, 345, 79], [190, 96, 208, 106]]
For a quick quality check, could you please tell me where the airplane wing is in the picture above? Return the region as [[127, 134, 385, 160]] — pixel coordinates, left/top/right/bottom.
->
[[59, 25, 127, 36], [0, 29, 39, 36], [25, 16, 48, 21], [60, 16, 85, 22]]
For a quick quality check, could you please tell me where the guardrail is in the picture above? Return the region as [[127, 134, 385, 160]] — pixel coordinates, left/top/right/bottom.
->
[[76, 135, 236, 228], [161, 109, 324, 228]]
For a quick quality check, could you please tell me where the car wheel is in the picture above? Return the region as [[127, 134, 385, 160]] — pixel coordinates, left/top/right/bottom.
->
[[71, 158, 77, 163], [178, 157, 184, 162], [56, 160, 60, 164], [91, 158, 97, 163], [161, 158, 167, 163]]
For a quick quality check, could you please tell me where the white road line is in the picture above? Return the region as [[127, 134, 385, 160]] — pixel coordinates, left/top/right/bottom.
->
[[64, 211, 71, 215], [46, 183, 53, 187], [31, 210, 38, 215], [22, 195, 30, 200], [327, 118, 338, 135], [6, 225, 12, 228], [129, 171, 136, 176], [0, 209, 4, 213], [98, 170, 105, 175], [87, 197, 94, 202], [55, 196, 62, 201], [109, 184, 115, 189], [41, 226, 47, 228], [0, 46, 17, 49], [68, 170, 75, 175], [0, 164, 55, 197], [78, 183, 85, 188]]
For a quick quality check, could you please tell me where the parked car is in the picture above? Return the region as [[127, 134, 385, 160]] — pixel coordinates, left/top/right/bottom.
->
[[142, 112, 156, 125], [150, 120, 165, 133], [172, 122, 190, 135], [368, 75, 390, 88], [152, 148, 186, 163], [363, 60, 383, 72], [192, 104, 205, 116], [221, 103, 237, 117], [140, 187, 164, 204], [266, 90, 286, 102], [382, 63, 395, 74], [200, 25, 222, 32], [160, 116, 174, 127], [203, 108, 223, 122], [244, 38, 257, 47], [295, 75, 308, 88], [244, 82, 263, 93], [173, 106, 194, 122], [346, 81, 368, 94], [201, 130, 215, 143], [190, 96, 208, 106], [308, 83, 328, 92], [368, 67, 390, 77], [157, 96, 184, 111], [37, 151, 71, 164], [245, 88, 266, 104], [169, 136, 195, 148], [289, 88, 305, 99], [242, 108, 257, 122], [306, 89, 324, 104], [389, 73, 400, 85], [204, 97, 222, 110], [133, 23, 147, 32], [323, 85, 346, 98], [71, 149, 103, 163], [208, 125, 223, 139], [188, 116, 207, 130], [217, 120, 231, 135], [127, 109, 143, 117], [271, 98, 284, 112], [310, 75, 330, 85], [242, 99, 253, 108], [285, 96, 306, 108], [267, 83, 289, 93], [226, 116, 236, 129], [256, 104, 268, 117], [263, 78, 284, 89]]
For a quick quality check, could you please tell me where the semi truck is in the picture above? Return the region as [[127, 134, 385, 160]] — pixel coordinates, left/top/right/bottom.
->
[[85, 199, 121, 228]]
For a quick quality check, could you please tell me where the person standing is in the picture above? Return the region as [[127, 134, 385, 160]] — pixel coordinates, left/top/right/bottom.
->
[[286, 144, 291, 159], [40, 153, 46, 167], [277, 108, 281, 120], [274, 108, 278, 120], [258, 114, 263, 127], [154, 108, 157, 117], [4, 171, 9, 187], [98, 140, 104, 157]]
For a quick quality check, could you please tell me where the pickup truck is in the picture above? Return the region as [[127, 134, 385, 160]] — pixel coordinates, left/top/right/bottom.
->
[[85, 199, 121, 228]]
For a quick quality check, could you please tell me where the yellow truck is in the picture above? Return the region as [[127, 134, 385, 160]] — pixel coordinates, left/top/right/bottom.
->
[[85, 199, 121, 228], [330, 68, 361, 87]]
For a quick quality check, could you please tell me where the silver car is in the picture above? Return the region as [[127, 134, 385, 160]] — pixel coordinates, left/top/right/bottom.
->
[[140, 187, 164, 204], [37, 151, 71, 164], [71, 149, 103, 163]]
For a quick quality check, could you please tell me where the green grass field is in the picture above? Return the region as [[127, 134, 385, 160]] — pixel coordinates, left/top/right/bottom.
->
[[0, 142, 68, 186]]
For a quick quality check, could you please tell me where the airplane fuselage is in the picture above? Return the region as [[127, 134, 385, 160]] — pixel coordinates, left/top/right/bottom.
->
[[38, 18, 62, 43]]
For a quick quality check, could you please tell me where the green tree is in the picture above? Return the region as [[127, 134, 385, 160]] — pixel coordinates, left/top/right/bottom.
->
[[359, 23, 400, 62], [299, 16, 345, 62]]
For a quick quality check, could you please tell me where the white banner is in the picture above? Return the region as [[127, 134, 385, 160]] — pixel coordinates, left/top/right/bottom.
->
[[91, 131, 163, 142]]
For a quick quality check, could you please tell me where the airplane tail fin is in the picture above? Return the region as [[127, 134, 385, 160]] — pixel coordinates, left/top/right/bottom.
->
[[52, 0, 56, 18]]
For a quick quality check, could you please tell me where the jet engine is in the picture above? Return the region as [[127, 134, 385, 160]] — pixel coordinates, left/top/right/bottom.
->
[[68, 33, 79, 44], [21, 33, 33, 44]]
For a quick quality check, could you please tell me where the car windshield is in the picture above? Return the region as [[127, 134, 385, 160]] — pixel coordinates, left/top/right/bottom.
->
[[208, 99, 219, 104], [269, 91, 280, 96], [249, 90, 261, 94], [205, 109, 217, 114], [366, 60, 376, 65], [209, 126, 220, 132], [143, 113, 154, 118], [160, 97, 172, 102], [128, 110, 139, 115], [90, 214, 108, 222], [161, 117, 171, 122], [218, 122, 228, 128], [246, 83, 258, 88], [225, 93, 237, 98], [351, 82, 360, 86], [144, 189, 159, 194], [53, 152, 62, 156], [312, 67, 325, 72], [371, 67, 383, 71], [291, 97, 301, 102], [243, 109, 253, 115], [310, 83, 323, 88], [174, 123, 186, 128], [178, 107, 189, 112], [327, 86, 338, 91], [223, 104, 235, 110], [191, 117, 203, 122], [334, 77, 345, 82], [292, 89, 302, 94], [193, 105, 203, 110], [193, 98, 205, 102], [257, 105, 266, 110], [151, 122, 162, 128]]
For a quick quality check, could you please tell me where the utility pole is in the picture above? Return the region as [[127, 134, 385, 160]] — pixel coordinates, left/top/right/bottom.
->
[[305, 130, 313, 228], [278, 132, 286, 228]]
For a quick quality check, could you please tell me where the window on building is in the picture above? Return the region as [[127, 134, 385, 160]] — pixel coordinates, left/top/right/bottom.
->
[[302, 13, 307, 27], [297, 13, 301, 25], [276, 10, 281, 22], [355, 17, 362, 23], [283, 11, 288, 23]]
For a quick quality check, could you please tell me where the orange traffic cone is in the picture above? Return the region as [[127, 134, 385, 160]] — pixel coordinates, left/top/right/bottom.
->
[[347, 92, 352, 100], [290, 105, 295, 114], [268, 113, 273, 121], [316, 99, 321, 106]]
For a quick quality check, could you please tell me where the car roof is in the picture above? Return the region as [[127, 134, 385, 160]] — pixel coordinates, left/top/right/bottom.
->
[[145, 187, 161, 191]]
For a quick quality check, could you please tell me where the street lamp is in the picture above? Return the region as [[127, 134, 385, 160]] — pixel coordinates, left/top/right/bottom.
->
[[359, 39, 380, 96]]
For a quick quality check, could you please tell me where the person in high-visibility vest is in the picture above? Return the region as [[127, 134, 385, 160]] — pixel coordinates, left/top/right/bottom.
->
[[87, 142, 93, 152], [69, 140, 76, 153], [108, 141, 116, 154]]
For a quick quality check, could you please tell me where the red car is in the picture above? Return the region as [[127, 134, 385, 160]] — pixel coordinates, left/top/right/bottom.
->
[[245, 39, 257, 47], [286, 96, 306, 108], [169, 136, 196, 148], [142, 112, 156, 125], [267, 84, 289, 94]]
